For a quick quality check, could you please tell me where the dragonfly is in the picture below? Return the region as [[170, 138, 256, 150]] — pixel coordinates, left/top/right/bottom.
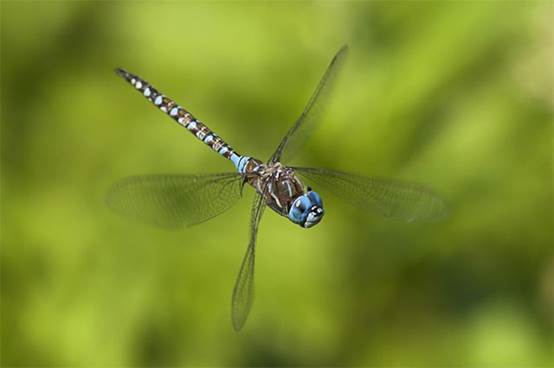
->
[[107, 46, 447, 331]]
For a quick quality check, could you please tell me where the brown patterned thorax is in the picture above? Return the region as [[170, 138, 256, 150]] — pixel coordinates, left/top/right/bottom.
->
[[244, 161, 305, 216]]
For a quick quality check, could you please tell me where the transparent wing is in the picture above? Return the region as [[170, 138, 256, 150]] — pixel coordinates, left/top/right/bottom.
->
[[295, 167, 448, 222], [106, 173, 242, 229], [269, 45, 348, 164], [231, 193, 265, 331]]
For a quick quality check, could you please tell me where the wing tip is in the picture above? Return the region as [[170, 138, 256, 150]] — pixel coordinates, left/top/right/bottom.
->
[[231, 299, 251, 332], [431, 198, 450, 221], [335, 44, 349, 59], [232, 315, 246, 332]]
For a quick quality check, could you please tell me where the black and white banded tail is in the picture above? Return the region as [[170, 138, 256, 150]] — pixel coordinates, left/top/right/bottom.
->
[[115, 68, 251, 173]]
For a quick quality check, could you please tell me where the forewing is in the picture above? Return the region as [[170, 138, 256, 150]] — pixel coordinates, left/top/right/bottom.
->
[[295, 167, 447, 222], [231, 193, 265, 331], [106, 173, 242, 229], [270, 45, 348, 164]]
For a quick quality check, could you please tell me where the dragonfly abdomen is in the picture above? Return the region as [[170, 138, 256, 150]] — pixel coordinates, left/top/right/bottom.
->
[[115, 68, 250, 173]]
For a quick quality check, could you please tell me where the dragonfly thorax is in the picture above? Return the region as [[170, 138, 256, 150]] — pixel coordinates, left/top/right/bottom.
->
[[244, 161, 323, 227]]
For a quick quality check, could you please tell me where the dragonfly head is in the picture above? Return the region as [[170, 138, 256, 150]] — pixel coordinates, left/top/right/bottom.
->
[[288, 187, 324, 228]]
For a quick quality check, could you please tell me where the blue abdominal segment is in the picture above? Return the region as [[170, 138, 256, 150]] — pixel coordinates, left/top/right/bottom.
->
[[233, 156, 251, 174]]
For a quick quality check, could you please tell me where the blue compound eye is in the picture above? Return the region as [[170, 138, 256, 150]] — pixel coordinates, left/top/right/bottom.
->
[[297, 196, 311, 211], [288, 195, 311, 225], [288, 191, 325, 228], [307, 190, 323, 207]]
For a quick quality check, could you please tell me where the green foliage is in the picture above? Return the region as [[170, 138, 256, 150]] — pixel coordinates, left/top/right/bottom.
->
[[1, 1, 552, 366]]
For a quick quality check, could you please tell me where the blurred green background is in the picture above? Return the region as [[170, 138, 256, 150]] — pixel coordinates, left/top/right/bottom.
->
[[1, 1, 552, 366]]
